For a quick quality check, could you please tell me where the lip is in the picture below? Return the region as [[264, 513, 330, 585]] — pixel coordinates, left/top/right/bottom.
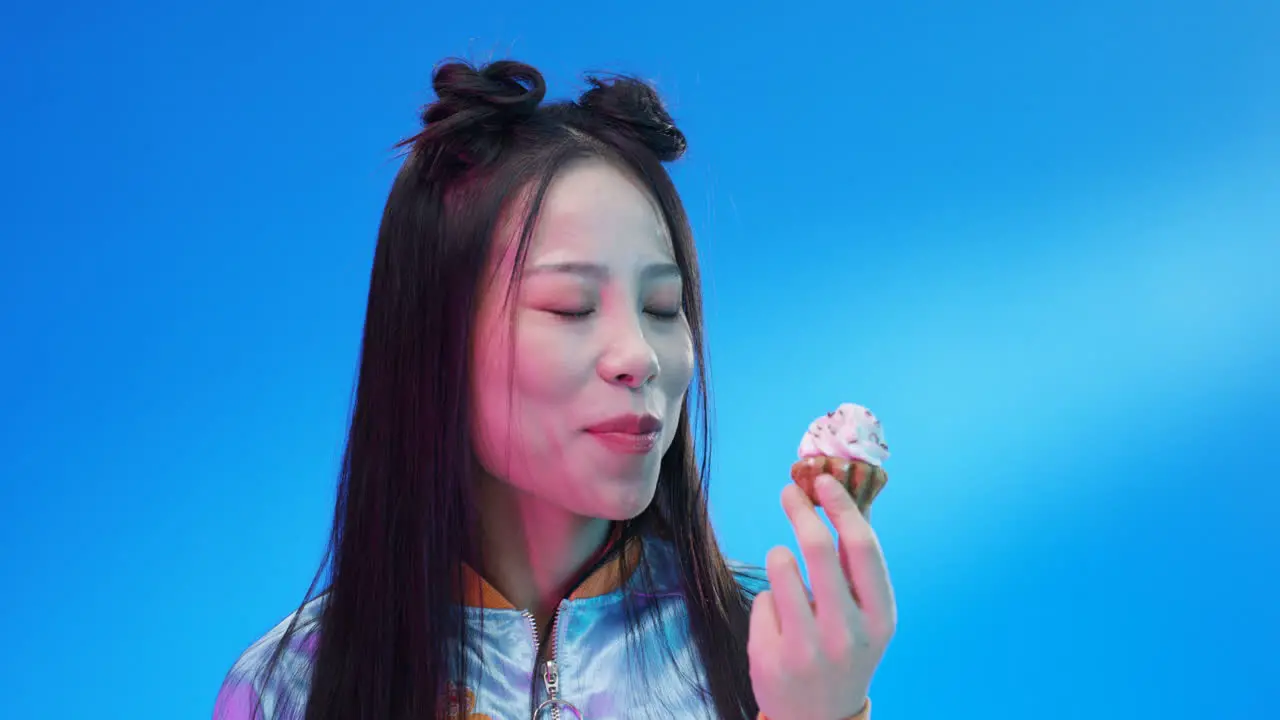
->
[[588, 431, 659, 454], [586, 414, 663, 435], [585, 414, 662, 455]]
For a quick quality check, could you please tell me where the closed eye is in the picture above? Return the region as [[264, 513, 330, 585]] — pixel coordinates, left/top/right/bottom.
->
[[546, 308, 595, 319], [545, 308, 680, 321], [646, 308, 682, 320]]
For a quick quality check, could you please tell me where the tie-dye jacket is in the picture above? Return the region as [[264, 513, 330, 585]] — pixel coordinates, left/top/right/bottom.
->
[[213, 535, 872, 720]]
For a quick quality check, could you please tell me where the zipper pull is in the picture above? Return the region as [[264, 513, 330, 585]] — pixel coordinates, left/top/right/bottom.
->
[[542, 659, 560, 699]]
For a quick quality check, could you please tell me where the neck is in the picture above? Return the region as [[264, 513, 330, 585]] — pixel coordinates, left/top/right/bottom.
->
[[473, 471, 613, 628]]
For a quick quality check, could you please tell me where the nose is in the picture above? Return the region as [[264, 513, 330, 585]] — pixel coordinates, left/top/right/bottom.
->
[[598, 321, 660, 390]]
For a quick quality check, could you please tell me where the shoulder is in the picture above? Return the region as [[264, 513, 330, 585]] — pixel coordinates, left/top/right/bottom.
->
[[213, 598, 324, 720]]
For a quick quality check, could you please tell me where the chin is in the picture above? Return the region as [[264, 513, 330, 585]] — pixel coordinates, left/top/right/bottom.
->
[[589, 477, 659, 522], [595, 503, 650, 523]]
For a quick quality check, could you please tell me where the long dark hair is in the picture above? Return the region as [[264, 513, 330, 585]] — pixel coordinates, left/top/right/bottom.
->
[[256, 59, 758, 719]]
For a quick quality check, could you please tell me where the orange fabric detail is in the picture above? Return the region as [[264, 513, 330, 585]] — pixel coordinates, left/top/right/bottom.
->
[[458, 527, 640, 609], [568, 535, 641, 600], [443, 684, 493, 720], [459, 569, 517, 610]]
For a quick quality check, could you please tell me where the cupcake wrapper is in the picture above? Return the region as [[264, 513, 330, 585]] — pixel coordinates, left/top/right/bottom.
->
[[790, 455, 887, 515]]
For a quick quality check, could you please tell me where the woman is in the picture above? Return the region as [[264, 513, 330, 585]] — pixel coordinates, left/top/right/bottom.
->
[[214, 59, 896, 720]]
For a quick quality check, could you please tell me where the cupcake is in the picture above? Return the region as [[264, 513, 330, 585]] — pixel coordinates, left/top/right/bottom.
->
[[790, 403, 889, 513]]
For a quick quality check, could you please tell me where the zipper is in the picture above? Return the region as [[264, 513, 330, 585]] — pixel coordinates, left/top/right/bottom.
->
[[524, 605, 583, 719]]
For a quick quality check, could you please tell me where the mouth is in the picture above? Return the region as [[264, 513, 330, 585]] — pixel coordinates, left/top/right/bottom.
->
[[585, 414, 662, 455], [586, 431, 659, 454]]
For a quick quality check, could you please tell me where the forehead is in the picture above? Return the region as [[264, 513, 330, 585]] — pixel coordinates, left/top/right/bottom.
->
[[524, 158, 673, 262]]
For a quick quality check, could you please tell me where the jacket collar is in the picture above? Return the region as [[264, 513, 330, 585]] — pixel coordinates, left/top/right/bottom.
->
[[459, 527, 644, 609]]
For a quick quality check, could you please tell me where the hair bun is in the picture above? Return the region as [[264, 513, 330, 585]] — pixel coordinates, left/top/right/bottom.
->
[[410, 60, 547, 161], [578, 75, 687, 162]]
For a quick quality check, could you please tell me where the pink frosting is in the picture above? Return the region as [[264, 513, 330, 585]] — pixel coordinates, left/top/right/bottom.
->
[[797, 402, 889, 467]]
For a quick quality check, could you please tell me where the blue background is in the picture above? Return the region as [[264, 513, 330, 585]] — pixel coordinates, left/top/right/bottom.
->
[[2, 0, 1277, 718]]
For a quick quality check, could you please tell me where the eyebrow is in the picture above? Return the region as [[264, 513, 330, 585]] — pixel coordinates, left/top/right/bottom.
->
[[526, 261, 682, 281]]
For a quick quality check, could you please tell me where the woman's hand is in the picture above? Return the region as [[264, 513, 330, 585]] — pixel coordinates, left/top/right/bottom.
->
[[748, 474, 897, 720]]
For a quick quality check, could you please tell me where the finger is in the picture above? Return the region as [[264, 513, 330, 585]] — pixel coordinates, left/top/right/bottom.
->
[[749, 589, 780, 646], [764, 545, 817, 640], [780, 481, 858, 624], [747, 590, 781, 681], [815, 473, 896, 628]]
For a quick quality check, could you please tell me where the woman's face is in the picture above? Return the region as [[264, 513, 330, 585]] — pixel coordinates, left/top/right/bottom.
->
[[471, 158, 693, 522]]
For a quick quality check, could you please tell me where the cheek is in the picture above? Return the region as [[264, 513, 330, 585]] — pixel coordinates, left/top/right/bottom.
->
[[510, 325, 579, 396], [470, 319, 516, 469], [657, 325, 696, 393], [476, 321, 588, 465], [656, 330, 694, 455], [479, 321, 591, 479]]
